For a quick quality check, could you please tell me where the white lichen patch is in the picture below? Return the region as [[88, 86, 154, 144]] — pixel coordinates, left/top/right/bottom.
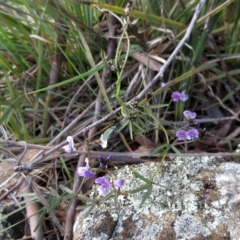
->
[[214, 162, 240, 238], [174, 213, 211, 239], [74, 156, 240, 240]]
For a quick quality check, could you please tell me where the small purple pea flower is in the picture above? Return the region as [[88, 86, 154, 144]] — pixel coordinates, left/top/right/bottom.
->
[[99, 162, 105, 169], [186, 128, 199, 140], [176, 129, 187, 141], [99, 134, 107, 148], [181, 90, 189, 102], [95, 177, 112, 195], [206, 189, 212, 193], [201, 194, 208, 199], [114, 178, 124, 189], [107, 155, 112, 161], [171, 92, 182, 102], [183, 110, 197, 120], [78, 158, 95, 178], [63, 136, 76, 153]]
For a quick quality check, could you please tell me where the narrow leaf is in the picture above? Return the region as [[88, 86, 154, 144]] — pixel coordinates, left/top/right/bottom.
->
[[132, 171, 152, 184], [140, 184, 153, 207]]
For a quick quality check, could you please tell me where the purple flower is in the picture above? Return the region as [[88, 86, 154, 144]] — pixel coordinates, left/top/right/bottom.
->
[[78, 158, 95, 178], [206, 189, 212, 193], [63, 145, 72, 153], [176, 129, 187, 141], [183, 110, 196, 119], [83, 170, 95, 178], [63, 136, 76, 153], [107, 155, 112, 161], [100, 134, 107, 148], [186, 128, 199, 140], [171, 92, 182, 102], [95, 177, 112, 195], [100, 162, 105, 169], [171, 90, 189, 102], [161, 82, 166, 87], [181, 90, 188, 102], [201, 194, 208, 199], [114, 178, 124, 189]]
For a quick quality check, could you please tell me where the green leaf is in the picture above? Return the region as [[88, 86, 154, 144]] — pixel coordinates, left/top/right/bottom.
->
[[61, 194, 75, 203], [78, 1, 186, 29], [59, 184, 74, 194], [47, 198, 60, 213], [170, 145, 184, 159], [76, 203, 94, 210], [59, 157, 73, 181], [132, 120, 146, 133], [34, 208, 47, 232], [77, 194, 95, 203], [150, 144, 169, 156], [129, 120, 133, 140], [158, 145, 172, 157], [132, 171, 152, 184], [0, 95, 25, 125], [130, 184, 149, 194], [117, 118, 130, 132], [114, 191, 118, 208], [84, 204, 95, 218], [99, 191, 115, 203], [140, 184, 152, 207], [149, 104, 169, 109], [102, 126, 116, 141], [48, 187, 60, 198], [29, 49, 141, 94]]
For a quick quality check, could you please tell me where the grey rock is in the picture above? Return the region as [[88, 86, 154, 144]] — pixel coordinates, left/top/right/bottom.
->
[[0, 203, 25, 240], [73, 156, 240, 240]]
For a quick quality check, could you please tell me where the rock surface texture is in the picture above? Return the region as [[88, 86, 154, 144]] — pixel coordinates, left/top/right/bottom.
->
[[73, 155, 240, 240], [0, 203, 25, 239]]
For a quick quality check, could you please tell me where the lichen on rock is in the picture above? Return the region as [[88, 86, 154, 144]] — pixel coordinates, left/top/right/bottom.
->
[[73, 156, 240, 240]]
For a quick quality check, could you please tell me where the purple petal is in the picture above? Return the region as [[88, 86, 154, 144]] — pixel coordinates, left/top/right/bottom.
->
[[63, 145, 72, 153], [186, 128, 199, 140], [171, 92, 182, 102], [95, 177, 112, 195], [63, 136, 76, 153], [183, 110, 196, 119], [100, 162, 105, 169], [107, 155, 112, 161], [85, 157, 90, 169], [97, 185, 109, 195], [78, 167, 95, 178], [78, 167, 88, 176], [78, 158, 95, 178], [181, 90, 188, 102], [84, 170, 95, 178], [176, 129, 187, 141], [100, 135, 107, 148], [201, 194, 208, 199], [114, 178, 124, 188], [66, 136, 76, 151], [95, 177, 111, 187], [206, 189, 212, 193]]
